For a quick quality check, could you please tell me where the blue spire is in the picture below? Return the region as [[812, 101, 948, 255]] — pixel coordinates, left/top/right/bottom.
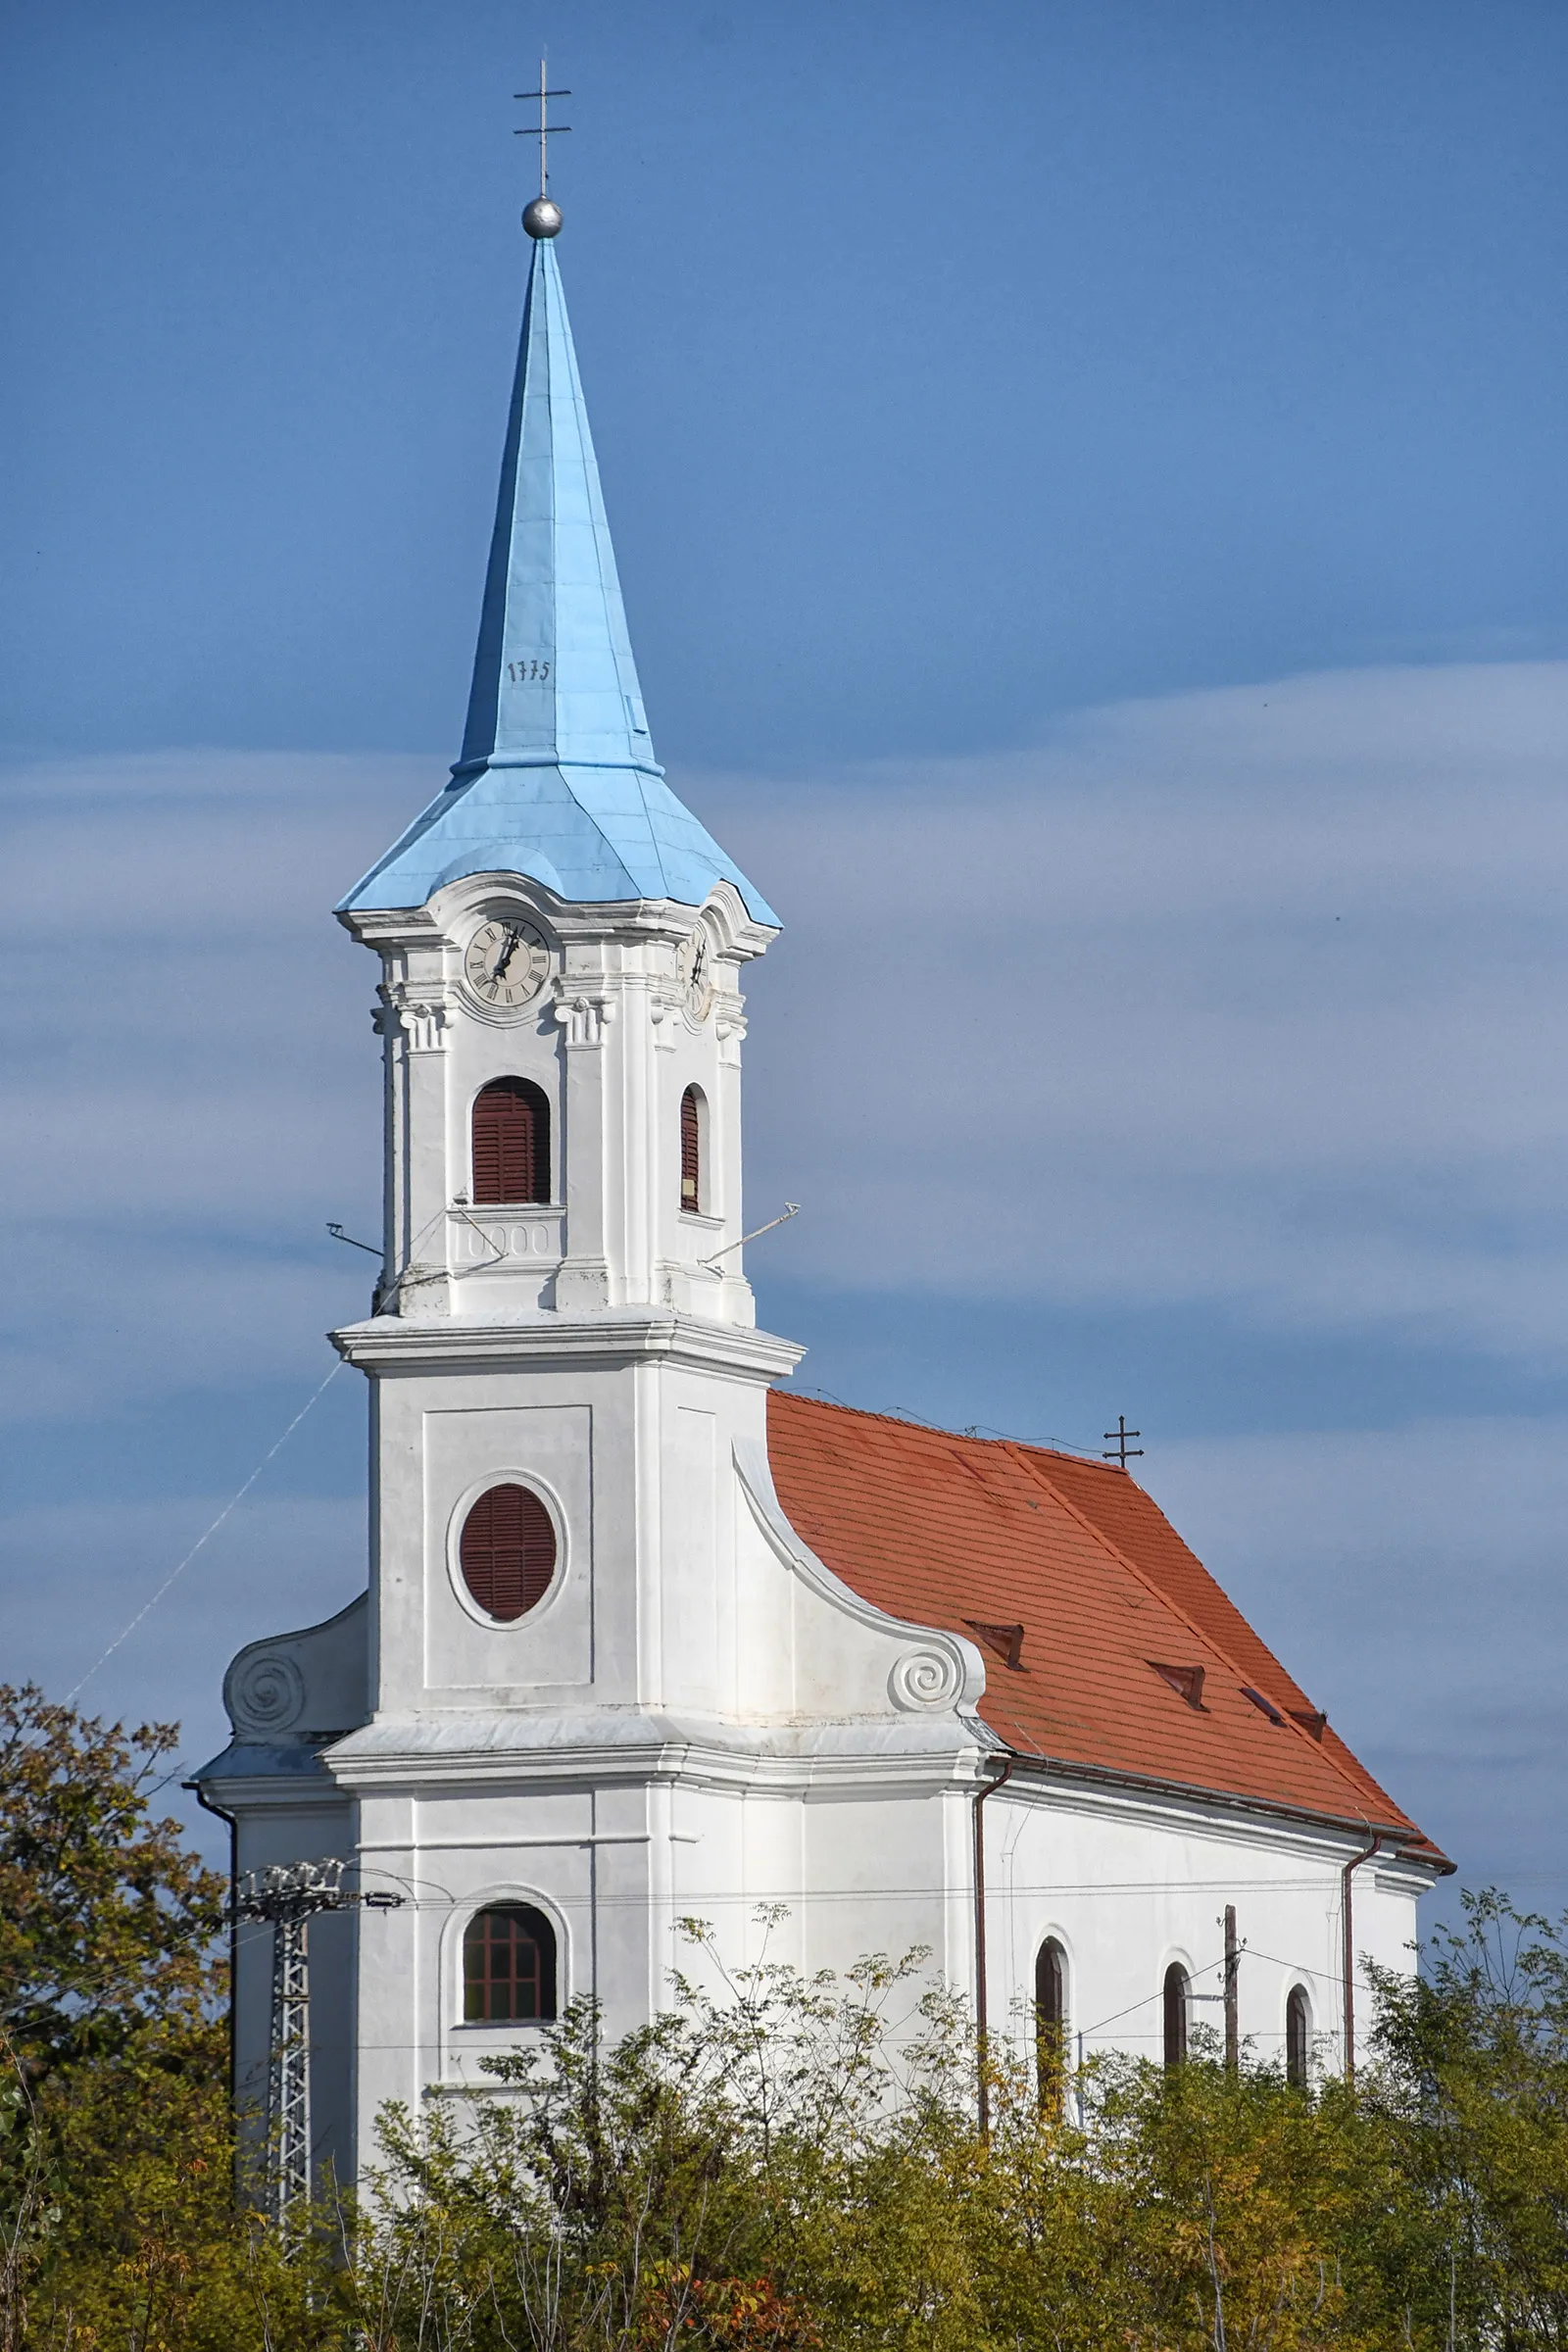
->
[[341, 232, 777, 925], [458, 233, 655, 781]]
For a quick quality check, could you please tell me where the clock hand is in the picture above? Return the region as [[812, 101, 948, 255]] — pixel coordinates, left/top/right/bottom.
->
[[491, 928, 521, 982]]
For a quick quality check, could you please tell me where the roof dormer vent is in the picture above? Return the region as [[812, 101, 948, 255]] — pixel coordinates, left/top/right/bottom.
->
[[1151, 1661, 1206, 1709], [967, 1621, 1025, 1670]]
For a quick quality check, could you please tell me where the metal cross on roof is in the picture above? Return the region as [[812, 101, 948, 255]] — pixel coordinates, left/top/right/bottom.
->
[[514, 60, 571, 197], [1102, 1414, 1144, 1467]]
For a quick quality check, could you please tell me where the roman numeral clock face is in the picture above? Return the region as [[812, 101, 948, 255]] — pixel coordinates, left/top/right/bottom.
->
[[463, 918, 550, 1013]]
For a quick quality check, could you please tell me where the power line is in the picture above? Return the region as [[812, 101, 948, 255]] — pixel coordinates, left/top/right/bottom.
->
[[67, 1361, 343, 1703]]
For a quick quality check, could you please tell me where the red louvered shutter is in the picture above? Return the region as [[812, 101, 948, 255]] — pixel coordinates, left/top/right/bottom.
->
[[459, 1484, 558, 1620], [471, 1079, 551, 1204], [680, 1087, 701, 1214]]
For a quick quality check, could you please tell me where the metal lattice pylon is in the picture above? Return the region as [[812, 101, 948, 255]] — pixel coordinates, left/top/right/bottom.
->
[[232, 1859, 403, 2231], [270, 1905, 312, 2214], [234, 1860, 348, 2230]]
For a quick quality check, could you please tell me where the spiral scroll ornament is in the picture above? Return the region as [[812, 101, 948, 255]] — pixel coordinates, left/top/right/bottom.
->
[[226, 1650, 306, 1736], [888, 1647, 963, 1712]]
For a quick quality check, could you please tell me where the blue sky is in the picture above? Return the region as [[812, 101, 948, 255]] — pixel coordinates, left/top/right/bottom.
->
[[4, 0, 1568, 1924]]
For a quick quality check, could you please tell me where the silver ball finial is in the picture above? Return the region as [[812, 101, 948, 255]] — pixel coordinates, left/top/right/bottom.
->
[[523, 195, 563, 238]]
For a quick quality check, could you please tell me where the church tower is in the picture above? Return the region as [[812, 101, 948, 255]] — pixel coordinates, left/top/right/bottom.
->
[[323, 204, 824, 2160], [341, 208, 781, 1333]]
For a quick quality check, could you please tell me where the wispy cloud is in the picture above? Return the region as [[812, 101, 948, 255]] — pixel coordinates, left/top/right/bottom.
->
[[7, 670, 1564, 1428], [0, 751, 424, 1419], [706, 661, 1568, 1358]]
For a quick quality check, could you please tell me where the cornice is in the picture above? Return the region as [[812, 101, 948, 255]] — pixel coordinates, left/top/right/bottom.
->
[[340, 880, 777, 962], [324, 1709, 985, 1799], [331, 1309, 804, 1381], [337, 905, 442, 950]]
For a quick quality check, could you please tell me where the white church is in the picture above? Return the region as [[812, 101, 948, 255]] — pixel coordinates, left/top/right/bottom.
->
[[194, 191, 1447, 2192]]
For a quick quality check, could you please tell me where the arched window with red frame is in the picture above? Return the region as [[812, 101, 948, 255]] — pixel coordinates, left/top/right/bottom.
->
[[471, 1078, 550, 1206], [463, 1903, 558, 2022]]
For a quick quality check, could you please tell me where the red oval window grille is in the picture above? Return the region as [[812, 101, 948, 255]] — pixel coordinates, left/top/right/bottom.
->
[[460, 1484, 558, 1622]]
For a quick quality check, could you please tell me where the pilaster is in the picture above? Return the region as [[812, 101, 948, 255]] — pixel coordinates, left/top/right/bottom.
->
[[552, 976, 613, 1310]]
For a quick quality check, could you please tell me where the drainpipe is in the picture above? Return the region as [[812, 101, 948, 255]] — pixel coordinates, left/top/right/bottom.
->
[[973, 1751, 1016, 2140], [1340, 1829, 1385, 2086], [191, 1779, 240, 2188]]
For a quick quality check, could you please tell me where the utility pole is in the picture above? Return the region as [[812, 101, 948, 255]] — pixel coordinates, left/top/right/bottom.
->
[[1223, 1903, 1240, 2074], [233, 1861, 401, 2230]]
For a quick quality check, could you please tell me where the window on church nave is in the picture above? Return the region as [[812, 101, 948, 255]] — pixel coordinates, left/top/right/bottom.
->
[[680, 1085, 704, 1214], [460, 1483, 557, 1621], [1034, 1938, 1067, 2114], [1286, 1984, 1312, 2087], [471, 1076, 551, 1205], [463, 1904, 558, 2023], [1162, 1963, 1191, 2069]]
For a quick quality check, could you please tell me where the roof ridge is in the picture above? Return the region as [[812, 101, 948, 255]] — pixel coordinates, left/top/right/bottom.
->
[[779, 1390, 1106, 1469], [999, 1442, 1415, 1836]]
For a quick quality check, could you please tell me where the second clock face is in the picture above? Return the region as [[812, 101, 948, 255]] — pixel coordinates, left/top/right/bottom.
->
[[677, 925, 714, 1022], [464, 917, 550, 1012]]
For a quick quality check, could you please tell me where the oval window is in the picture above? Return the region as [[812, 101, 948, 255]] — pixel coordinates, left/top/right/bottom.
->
[[459, 1484, 557, 1622]]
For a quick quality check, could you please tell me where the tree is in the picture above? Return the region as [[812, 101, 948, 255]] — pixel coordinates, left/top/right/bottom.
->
[[1368, 1890, 1568, 2348], [0, 1687, 331, 2352], [0, 1685, 223, 2085]]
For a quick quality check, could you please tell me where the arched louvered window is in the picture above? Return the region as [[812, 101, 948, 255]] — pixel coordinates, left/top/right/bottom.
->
[[680, 1085, 703, 1215], [1286, 1984, 1311, 2088], [471, 1078, 550, 1206], [459, 1485, 557, 1622], [1035, 1938, 1067, 2113], [463, 1903, 558, 2023], [1163, 1962, 1190, 2069]]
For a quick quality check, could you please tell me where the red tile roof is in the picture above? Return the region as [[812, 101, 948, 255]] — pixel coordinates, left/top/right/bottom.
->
[[765, 1392, 1447, 1867]]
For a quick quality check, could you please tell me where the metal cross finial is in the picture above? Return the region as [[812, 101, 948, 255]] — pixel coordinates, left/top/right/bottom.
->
[[514, 60, 571, 198], [1102, 1414, 1144, 1468]]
